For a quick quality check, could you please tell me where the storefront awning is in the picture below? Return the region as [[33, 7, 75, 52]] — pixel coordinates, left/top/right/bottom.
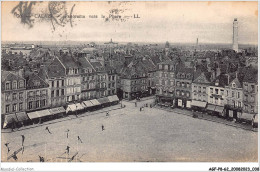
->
[[191, 100, 207, 108], [49, 107, 60, 115], [75, 103, 84, 110], [83, 100, 94, 107], [27, 111, 40, 120], [58, 107, 66, 113], [206, 104, 215, 111], [108, 95, 119, 102], [37, 109, 53, 118], [98, 97, 110, 104], [66, 104, 77, 113], [254, 115, 258, 123], [16, 112, 29, 122], [90, 99, 101, 106], [238, 112, 255, 121], [3, 114, 18, 128], [214, 106, 224, 113]]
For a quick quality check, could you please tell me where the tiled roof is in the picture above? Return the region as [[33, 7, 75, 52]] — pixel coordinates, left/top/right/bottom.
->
[[42, 57, 66, 78], [78, 57, 94, 70], [57, 53, 79, 69], [25, 72, 49, 89], [243, 67, 258, 83]]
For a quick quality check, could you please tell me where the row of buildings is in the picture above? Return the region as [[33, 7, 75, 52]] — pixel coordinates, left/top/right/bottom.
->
[[1, 52, 118, 121], [156, 60, 258, 120]]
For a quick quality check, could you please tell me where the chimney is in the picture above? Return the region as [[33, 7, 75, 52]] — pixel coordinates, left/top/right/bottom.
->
[[211, 70, 215, 82], [236, 72, 238, 78], [227, 74, 230, 85], [19, 68, 24, 78], [216, 67, 221, 77]]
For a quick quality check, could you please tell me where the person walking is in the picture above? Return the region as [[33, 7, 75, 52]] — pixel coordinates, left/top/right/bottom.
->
[[106, 112, 109, 116], [135, 102, 137, 107], [5, 143, 10, 153], [45, 127, 52, 134], [21, 135, 25, 146], [102, 124, 105, 131], [66, 146, 70, 155], [77, 136, 83, 143], [66, 129, 70, 139]]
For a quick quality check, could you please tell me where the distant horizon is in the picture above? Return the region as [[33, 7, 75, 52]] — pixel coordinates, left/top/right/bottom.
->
[[1, 40, 258, 47]]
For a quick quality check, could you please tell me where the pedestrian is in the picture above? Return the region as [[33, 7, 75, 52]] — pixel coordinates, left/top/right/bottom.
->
[[5, 143, 10, 153], [39, 155, 45, 162], [102, 124, 105, 131], [21, 135, 25, 146], [45, 127, 52, 134], [140, 107, 142, 111], [12, 152, 18, 161], [106, 112, 109, 116], [77, 136, 83, 143], [66, 146, 70, 155], [66, 129, 70, 139], [135, 102, 137, 107]]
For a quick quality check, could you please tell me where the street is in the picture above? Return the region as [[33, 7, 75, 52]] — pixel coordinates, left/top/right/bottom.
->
[[1, 99, 258, 162]]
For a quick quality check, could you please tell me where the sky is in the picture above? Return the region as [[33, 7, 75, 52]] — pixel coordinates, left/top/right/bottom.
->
[[1, 1, 258, 44]]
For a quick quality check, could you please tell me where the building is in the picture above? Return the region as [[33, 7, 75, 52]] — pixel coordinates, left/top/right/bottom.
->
[[191, 71, 211, 110], [38, 57, 67, 107], [232, 18, 238, 52], [142, 57, 157, 95], [225, 74, 243, 119], [1, 69, 26, 116], [104, 65, 117, 96], [242, 68, 258, 118], [155, 60, 178, 106], [90, 61, 107, 98], [78, 57, 97, 100], [175, 67, 195, 108], [207, 74, 230, 116], [121, 60, 148, 100], [58, 53, 81, 103], [25, 72, 49, 112]]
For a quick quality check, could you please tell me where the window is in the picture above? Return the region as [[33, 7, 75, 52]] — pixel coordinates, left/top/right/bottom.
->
[[237, 92, 240, 99], [13, 93, 17, 100], [19, 81, 24, 88], [215, 89, 219, 94], [41, 100, 46, 107], [220, 89, 224, 95], [42, 90, 46, 95], [232, 91, 234, 97], [56, 90, 59, 97], [5, 94, 10, 101], [187, 83, 190, 88], [198, 86, 201, 92], [6, 105, 10, 113], [36, 100, 40, 108], [51, 90, 54, 97], [251, 106, 254, 113], [61, 89, 65, 96], [164, 65, 168, 70], [251, 85, 255, 92], [12, 104, 17, 112], [13, 81, 17, 89], [232, 83, 236, 88], [19, 103, 23, 111], [28, 91, 33, 97], [238, 101, 241, 107], [62, 80, 65, 86], [57, 80, 59, 87], [210, 88, 213, 93], [19, 92, 23, 100], [203, 87, 206, 93], [52, 81, 54, 87], [36, 90, 40, 96], [6, 82, 10, 90], [226, 90, 229, 97]]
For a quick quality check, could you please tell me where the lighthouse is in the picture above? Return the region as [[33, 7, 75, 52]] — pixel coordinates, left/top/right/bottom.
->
[[232, 18, 238, 52]]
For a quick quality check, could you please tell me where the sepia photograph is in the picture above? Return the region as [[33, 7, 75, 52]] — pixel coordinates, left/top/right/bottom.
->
[[0, 0, 259, 171]]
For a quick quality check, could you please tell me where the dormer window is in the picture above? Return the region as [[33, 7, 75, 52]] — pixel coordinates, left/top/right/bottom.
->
[[12, 81, 17, 89], [5, 82, 10, 90], [232, 83, 236, 88], [19, 81, 24, 88]]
